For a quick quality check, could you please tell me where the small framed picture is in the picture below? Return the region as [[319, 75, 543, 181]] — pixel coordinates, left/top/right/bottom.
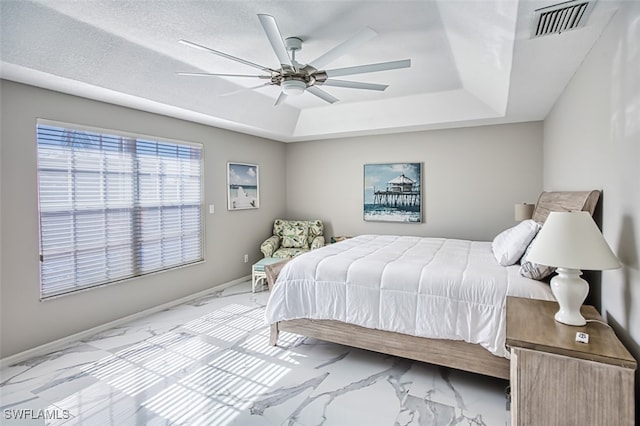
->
[[227, 162, 259, 210]]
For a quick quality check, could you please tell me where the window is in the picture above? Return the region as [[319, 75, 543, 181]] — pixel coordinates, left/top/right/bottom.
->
[[36, 120, 203, 299]]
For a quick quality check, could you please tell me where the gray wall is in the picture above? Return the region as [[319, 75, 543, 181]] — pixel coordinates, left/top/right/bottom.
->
[[0, 80, 545, 360], [0, 80, 287, 358], [543, 2, 640, 418], [285, 122, 544, 241]]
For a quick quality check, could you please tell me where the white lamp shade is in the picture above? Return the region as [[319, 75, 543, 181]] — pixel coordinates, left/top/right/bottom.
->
[[527, 211, 620, 270]]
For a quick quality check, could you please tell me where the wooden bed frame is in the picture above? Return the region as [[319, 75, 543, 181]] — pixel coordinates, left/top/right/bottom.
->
[[269, 190, 601, 379]]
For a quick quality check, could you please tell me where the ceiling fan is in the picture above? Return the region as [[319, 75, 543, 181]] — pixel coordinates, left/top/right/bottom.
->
[[177, 14, 411, 106]]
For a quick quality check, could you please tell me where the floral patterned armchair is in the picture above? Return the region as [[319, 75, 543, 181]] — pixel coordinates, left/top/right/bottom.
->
[[260, 219, 325, 259]]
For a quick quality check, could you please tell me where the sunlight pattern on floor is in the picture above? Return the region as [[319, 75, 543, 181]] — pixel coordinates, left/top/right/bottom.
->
[[0, 282, 510, 425]]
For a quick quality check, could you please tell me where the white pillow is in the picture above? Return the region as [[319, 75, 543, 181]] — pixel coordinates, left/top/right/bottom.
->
[[492, 219, 541, 266], [519, 236, 556, 280]]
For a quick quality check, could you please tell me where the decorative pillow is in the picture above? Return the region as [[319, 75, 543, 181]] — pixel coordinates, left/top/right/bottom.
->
[[281, 223, 309, 248], [307, 220, 324, 239], [492, 219, 541, 266], [519, 236, 556, 280]]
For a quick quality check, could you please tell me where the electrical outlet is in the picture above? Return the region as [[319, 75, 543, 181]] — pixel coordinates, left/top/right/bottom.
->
[[244, 254, 249, 263]]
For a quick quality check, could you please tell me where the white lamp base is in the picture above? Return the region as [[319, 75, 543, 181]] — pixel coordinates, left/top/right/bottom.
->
[[550, 267, 589, 326]]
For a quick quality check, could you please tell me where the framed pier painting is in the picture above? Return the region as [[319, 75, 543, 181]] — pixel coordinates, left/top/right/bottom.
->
[[363, 162, 422, 223], [227, 162, 259, 210]]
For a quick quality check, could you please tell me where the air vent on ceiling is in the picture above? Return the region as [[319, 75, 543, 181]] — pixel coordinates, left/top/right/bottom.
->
[[531, 0, 595, 38]]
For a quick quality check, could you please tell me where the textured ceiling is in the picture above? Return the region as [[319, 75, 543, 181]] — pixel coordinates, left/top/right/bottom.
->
[[0, 0, 619, 142]]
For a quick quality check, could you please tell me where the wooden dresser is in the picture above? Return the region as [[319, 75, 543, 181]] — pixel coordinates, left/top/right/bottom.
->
[[506, 296, 636, 426]]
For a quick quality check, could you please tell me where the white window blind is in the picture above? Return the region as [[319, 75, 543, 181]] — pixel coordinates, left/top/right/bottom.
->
[[36, 121, 203, 299]]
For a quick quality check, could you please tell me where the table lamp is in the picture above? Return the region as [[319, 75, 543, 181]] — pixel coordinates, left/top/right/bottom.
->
[[526, 211, 620, 326], [515, 203, 535, 221]]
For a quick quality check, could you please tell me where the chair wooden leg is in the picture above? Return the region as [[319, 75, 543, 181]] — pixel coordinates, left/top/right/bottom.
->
[[269, 323, 279, 346]]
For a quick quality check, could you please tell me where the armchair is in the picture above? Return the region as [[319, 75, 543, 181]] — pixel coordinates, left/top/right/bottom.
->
[[260, 219, 325, 259]]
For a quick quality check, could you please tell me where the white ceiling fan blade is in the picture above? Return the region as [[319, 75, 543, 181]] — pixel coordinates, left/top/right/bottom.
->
[[177, 72, 269, 78], [220, 83, 272, 97], [178, 39, 271, 72], [307, 86, 339, 104], [274, 91, 288, 106], [326, 59, 411, 77], [322, 80, 388, 91], [257, 14, 294, 68], [309, 27, 377, 70]]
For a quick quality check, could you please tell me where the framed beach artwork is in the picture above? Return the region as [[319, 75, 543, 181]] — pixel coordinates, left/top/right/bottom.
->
[[363, 162, 422, 223], [227, 162, 259, 210]]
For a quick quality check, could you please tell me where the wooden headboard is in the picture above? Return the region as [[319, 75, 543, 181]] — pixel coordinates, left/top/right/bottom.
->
[[532, 190, 601, 223]]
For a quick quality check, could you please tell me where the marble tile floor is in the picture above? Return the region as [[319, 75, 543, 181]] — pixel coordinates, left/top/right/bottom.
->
[[1, 281, 511, 426]]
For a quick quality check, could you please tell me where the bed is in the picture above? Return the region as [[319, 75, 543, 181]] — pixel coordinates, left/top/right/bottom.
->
[[265, 191, 601, 379]]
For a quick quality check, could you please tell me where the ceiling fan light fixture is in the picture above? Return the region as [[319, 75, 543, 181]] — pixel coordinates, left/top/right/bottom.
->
[[281, 79, 306, 96]]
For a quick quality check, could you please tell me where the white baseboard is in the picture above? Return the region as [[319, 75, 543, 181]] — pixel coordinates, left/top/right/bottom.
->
[[0, 275, 251, 369]]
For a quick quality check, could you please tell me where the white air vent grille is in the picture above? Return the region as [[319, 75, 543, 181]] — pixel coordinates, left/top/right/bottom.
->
[[531, 0, 594, 38]]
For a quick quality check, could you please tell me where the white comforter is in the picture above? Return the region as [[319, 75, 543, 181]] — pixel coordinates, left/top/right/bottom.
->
[[265, 234, 555, 358]]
